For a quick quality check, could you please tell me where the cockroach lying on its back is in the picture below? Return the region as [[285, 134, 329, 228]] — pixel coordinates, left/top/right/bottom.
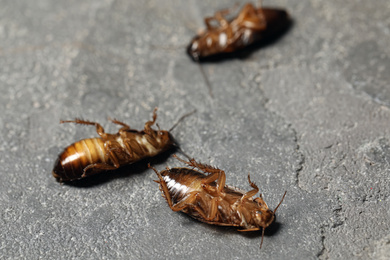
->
[[187, 2, 290, 61], [150, 155, 287, 248], [52, 108, 191, 182]]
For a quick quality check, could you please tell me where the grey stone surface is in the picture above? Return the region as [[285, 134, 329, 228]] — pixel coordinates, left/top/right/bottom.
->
[[1, 0, 389, 259]]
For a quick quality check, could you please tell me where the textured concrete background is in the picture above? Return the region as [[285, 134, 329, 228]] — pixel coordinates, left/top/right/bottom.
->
[[1, 0, 390, 259]]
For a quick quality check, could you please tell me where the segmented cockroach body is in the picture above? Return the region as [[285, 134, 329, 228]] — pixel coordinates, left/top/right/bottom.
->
[[52, 108, 174, 182], [150, 155, 287, 248], [187, 2, 290, 61]]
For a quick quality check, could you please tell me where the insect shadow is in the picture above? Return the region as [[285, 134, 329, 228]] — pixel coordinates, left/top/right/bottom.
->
[[62, 147, 177, 188]]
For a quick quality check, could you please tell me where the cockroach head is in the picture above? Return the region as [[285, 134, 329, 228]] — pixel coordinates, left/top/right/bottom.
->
[[253, 197, 275, 229], [187, 37, 201, 61], [52, 157, 67, 182], [254, 191, 287, 229], [155, 129, 175, 150]]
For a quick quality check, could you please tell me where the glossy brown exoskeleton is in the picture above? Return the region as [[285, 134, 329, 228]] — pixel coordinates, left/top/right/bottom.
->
[[150, 155, 287, 248], [187, 2, 290, 61], [52, 108, 174, 182]]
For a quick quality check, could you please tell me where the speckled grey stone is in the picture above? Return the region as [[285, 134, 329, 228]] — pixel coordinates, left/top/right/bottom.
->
[[1, 0, 389, 259]]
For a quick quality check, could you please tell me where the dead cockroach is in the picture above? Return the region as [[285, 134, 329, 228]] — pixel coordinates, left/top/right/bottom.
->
[[187, 2, 290, 61], [149, 155, 287, 248], [52, 108, 192, 182]]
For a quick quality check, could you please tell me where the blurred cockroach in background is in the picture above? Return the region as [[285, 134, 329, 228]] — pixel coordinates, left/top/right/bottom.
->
[[52, 108, 194, 182], [187, 1, 291, 61], [150, 155, 287, 248]]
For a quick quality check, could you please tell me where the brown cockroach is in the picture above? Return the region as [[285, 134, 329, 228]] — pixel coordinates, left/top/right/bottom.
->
[[52, 108, 190, 182], [149, 155, 287, 248], [187, 2, 290, 61]]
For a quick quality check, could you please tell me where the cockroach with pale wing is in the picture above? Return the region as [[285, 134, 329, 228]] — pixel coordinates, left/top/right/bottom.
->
[[149, 155, 287, 248], [52, 108, 192, 182], [187, 2, 291, 61]]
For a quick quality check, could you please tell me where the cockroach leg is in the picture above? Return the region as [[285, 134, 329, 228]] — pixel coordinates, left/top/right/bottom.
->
[[104, 140, 130, 167], [173, 155, 227, 193], [108, 117, 131, 131], [200, 170, 220, 185], [169, 192, 198, 212], [204, 17, 221, 30], [237, 227, 261, 232], [82, 163, 118, 178], [247, 173, 259, 191], [172, 154, 189, 164], [213, 3, 240, 26], [144, 107, 158, 136], [173, 155, 217, 174], [190, 161, 226, 192], [149, 164, 176, 208], [60, 118, 107, 138], [196, 196, 219, 221], [236, 4, 266, 31], [208, 197, 220, 220], [240, 173, 260, 201], [149, 165, 161, 183], [117, 137, 135, 159], [214, 11, 229, 27], [175, 147, 192, 161], [204, 5, 233, 29], [214, 170, 226, 194]]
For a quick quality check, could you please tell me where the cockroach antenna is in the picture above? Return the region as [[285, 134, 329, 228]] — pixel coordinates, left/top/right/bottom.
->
[[260, 191, 286, 248], [260, 191, 287, 249], [168, 109, 196, 132], [274, 191, 287, 213], [198, 64, 213, 98], [167, 109, 196, 160], [260, 228, 265, 249]]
